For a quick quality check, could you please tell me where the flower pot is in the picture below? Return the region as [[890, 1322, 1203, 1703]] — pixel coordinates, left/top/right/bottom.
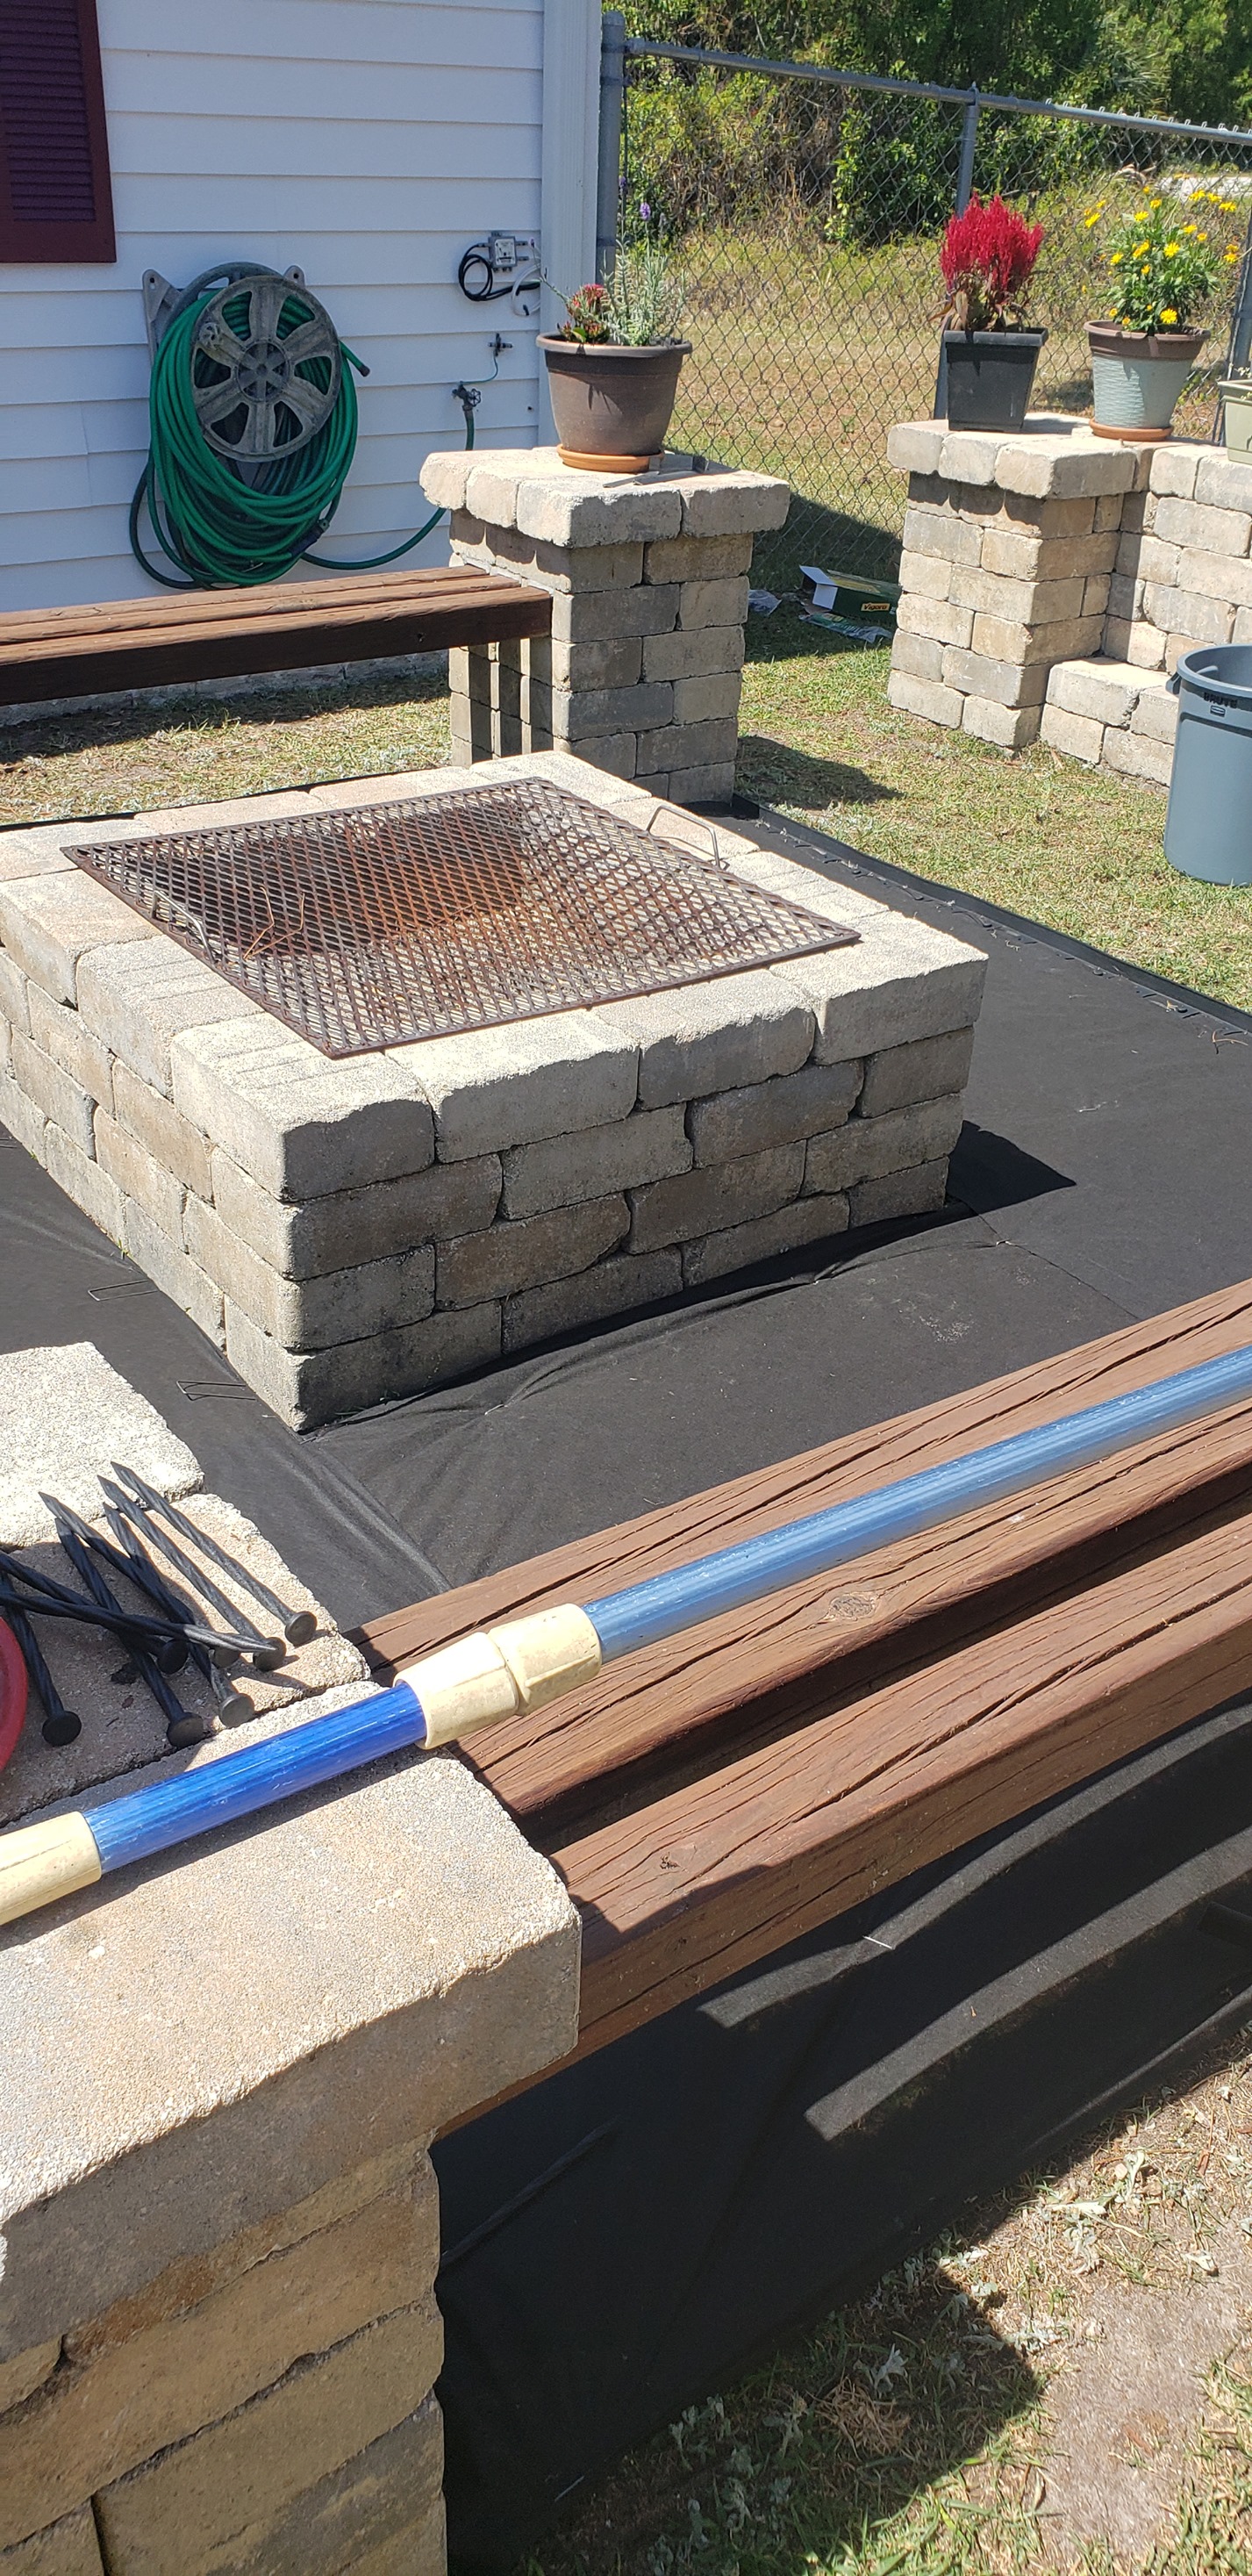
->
[[1087, 324, 1205, 441], [1221, 378, 1252, 456], [539, 337, 691, 470], [941, 329, 1047, 432]]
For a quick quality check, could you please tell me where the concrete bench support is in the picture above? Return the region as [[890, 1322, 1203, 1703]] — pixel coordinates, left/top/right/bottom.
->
[[419, 448, 790, 807]]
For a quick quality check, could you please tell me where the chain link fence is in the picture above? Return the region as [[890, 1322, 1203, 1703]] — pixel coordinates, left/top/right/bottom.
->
[[609, 27, 1252, 590]]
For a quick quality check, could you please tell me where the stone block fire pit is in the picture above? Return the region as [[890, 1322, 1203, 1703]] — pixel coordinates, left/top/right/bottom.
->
[[0, 752, 986, 1430]]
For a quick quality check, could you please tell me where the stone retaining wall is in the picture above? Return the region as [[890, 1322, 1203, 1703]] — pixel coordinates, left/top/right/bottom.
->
[[419, 449, 790, 807], [0, 752, 986, 1432], [886, 420, 1252, 786]]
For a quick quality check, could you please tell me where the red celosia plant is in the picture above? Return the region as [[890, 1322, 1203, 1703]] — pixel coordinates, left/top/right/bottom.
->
[[940, 193, 1044, 331]]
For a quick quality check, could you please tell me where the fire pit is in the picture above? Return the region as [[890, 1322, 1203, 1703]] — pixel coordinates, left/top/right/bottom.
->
[[0, 753, 987, 1429]]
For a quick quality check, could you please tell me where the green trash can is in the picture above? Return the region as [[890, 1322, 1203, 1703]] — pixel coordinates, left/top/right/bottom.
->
[[1164, 644, 1252, 886]]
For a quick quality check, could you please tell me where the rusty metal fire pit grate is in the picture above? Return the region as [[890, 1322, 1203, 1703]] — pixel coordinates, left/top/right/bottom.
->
[[65, 778, 857, 1058]]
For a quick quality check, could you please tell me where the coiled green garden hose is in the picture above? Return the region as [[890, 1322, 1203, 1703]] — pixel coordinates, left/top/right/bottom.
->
[[129, 272, 474, 590]]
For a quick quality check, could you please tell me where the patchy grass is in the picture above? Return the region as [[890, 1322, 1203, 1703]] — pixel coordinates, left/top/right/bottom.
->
[[738, 617, 1252, 1015], [0, 665, 450, 829], [534, 2043, 1252, 2576]]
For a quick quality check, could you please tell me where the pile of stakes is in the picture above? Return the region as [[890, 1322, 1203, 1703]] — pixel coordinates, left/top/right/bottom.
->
[[0, 1471, 318, 1754]]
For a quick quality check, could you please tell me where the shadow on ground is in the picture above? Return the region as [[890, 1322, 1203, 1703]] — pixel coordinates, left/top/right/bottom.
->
[[736, 727, 900, 814]]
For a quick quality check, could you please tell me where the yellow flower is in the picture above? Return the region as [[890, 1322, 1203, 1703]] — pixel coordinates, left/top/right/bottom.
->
[[1183, 222, 1198, 233], [1134, 210, 1149, 222], [1164, 241, 1179, 255], [1084, 211, 1100, 227], [1151, 196, 1163, 207], [1220, 198, 1238, 212], [1111, 250, 1123, 264], [1227, 246, 1241, 262], [1161, 307, 1177, 324]]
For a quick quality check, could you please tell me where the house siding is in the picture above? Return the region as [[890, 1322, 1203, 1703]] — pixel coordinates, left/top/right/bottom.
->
[[0, 0, 545, 607]]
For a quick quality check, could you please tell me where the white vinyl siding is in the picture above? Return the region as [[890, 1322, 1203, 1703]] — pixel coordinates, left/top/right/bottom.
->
[[0, 0, 545, 606]]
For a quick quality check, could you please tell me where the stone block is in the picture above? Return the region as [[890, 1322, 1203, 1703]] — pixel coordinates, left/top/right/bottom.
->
[[500, 1105, 690, 1219], [1101, 726, 1173, 786], [550, 635, 642, 692], [979, 529, 1117, 581], [1130, 683, 1178, 743], [551, 584, 679, 642], [561, 729, 637, 778], [1163, 632, 1192, 673], [848, 1159, 948, 1226], [725, 857, 986, 1059], [211, 1150, 501, 1280], [0, 2507, 104, 2573], [887, 421, 947, 475], [171, 1020, 433, 1201], [184, 1199, 436, 1353], [644, 534, 753, 582], [437, 1195, 628, 1307], [1, 1737, 576, 2356], [962, 694, 1040, 749], [629, 1142, 804, 1252], [681, 1189, 850, 1287], [886, 670, 964, 727], [666, 760, 737, 805], [226, 1296, 500, 1426], [940, 648, 1049, 709], [993, 493, 1098, 540], [0, 2185, 439, 2554], [111, 1062, 212, 1202], [670, 671, 743, 724], [75, 941, 261, 1098], [805, 1094, 962, 1195], [902, 506, 982, 565], [418, 449, 472, 513], [94, 1107, 183, 1240], [891, 631, 946, 683], [595, 970, 813, 1107], [93, 2306, 441, 2576], [1142, 585, 1234, 644], [1238, 606, 1252, 642], [1039, 703, 1105, 764], [906, 471, 956, 509], [514, 475, 683, 549], [1119, 532, 1180, 585], [0, 2342, 61, 2417], [948, 567, 1087, 625], [1105, 574, 1141, 621], [970, 610, 1104, 666], [1082, 573, 1111, 617], [1148, 444, 1201, 499], [1094, 489, 1126, 530], [122, 1204, 225, 1347], [680, 469, 790, 537], [994, 436, 1136, 500], [550, 679, 672, 739], [25, 988, 111, 1106], [687, 1058, 862, 1164], [1126, 620, 1168, 668], [0, 1070, 47, 1160], [859, 1025, 975, 1118], [11, 1033, 95, 1159], [0, 947, 30, 1037], [1195, 453, 1252, 515], [642, 625, 746, 682], [897, 549, 954, 601], [42, 1126, 125, 1245], [677, 575, 749, 628], [1152, 495, 1251, 555], [547, 539, 645, 592], [937, 430, 1003, 487], [0, 874, 155, 1007], [0, 833, 77, 886], [390, 1011, 638, 1160], [634, 716, 739, 773], [1177, 547, 1252, 607], [182, 2400, 443, 2576], [1045, 656, 1141, 727], [895, 593, 975, 649], [503, 1247, 682, 1350]]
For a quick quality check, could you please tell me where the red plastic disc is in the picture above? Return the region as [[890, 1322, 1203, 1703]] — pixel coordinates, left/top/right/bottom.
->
[[0, 1616, 28, 1770]]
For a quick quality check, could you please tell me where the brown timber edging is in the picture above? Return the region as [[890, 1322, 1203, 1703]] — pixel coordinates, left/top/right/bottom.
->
[[359, 1277, 1252, 2067]]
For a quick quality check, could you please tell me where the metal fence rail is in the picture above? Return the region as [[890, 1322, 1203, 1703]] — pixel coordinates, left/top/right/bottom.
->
[[604, 18, 1252, 585]]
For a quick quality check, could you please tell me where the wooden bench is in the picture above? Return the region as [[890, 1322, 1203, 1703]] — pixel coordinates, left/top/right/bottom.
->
[[0, 566, 552, 707], [361, 1276, 1252, 2072]]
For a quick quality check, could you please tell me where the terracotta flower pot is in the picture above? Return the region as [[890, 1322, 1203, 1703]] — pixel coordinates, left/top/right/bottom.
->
[[1087, 323, 1206, 441], [539, 337, 691, 471]]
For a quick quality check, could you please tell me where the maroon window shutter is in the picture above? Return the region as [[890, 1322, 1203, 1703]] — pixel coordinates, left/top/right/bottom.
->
[[0, 0, 115, 262]]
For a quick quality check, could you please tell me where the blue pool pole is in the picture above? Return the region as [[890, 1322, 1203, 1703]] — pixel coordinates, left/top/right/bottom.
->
[[4, 1341, 1252, 1927]]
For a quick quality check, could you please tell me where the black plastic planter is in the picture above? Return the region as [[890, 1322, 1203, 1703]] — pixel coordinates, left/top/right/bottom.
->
[[942, 329, 1048, 432]]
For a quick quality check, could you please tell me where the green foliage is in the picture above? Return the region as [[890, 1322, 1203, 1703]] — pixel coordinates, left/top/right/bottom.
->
[[1093, 183, 1241, 328]]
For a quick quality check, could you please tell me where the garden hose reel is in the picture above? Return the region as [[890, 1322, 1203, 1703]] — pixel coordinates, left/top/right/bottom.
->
[[143, 262, 345, 465]]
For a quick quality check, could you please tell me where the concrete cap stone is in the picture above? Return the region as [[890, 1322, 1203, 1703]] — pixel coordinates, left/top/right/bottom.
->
[[387, 1012, 639, 1159], [0, 874, 157, 1007], [0, 1342, 200, 1549], [432, 448, 789, 548], [0, 1698, 580, 2357], [725, 851, 986, 1058], [593, 972, 815, 1107], [889, 416, 1147, 499]]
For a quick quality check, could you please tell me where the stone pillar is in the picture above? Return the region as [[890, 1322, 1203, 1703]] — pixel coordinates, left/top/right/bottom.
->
[[884, 418, 1149, 750], [0, 1734, 579, 2573], [419, 448, 790, 807]]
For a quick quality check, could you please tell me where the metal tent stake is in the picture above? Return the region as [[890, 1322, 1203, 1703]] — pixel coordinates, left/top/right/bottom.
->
[[4, 1344, 1252, 1927]]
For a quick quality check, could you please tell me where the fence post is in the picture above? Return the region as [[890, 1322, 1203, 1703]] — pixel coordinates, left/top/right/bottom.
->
[[934, 87, 981, 419], [597, 11, 627, 281]]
